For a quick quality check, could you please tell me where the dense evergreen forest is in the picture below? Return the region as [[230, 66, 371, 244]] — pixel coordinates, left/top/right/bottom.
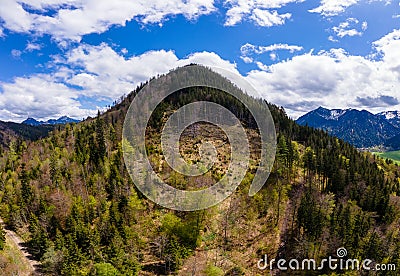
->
[[0, 121, 54, 149], [0, 66, 399, 275]]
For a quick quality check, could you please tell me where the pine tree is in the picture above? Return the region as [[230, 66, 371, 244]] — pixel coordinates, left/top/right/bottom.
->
[[0, 224, 5, 250], [20, 163, 33, 204], [96, 111, 107, 161]]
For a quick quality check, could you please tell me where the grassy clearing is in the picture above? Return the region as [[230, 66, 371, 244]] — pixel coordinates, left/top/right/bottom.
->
[[373, 150, 400, 164], [0, 235, 33, 276]]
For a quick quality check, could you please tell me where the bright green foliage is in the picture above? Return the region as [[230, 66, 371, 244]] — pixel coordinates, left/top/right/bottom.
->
[[41, 246, 64, 274], [204, 265, 224, 276], [159, 213, 201, 271], [91, 263, 119, 276]]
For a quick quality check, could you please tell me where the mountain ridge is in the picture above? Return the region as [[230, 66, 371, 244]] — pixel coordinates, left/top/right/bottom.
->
[[0, 120, 55, 148], [296, 106, 400, 149], [22, 116, 80, 126], [377, 110, 400, 128]]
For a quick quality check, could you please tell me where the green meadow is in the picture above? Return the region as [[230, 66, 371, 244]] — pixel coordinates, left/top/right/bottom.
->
[[374, 150, 400, 164]]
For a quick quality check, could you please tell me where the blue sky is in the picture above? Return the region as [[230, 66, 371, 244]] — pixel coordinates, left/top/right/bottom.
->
[[0, 0, 399, 122]]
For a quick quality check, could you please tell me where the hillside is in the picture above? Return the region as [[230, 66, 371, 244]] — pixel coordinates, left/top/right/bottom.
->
[[297, 107, 400, 149], [386, 133, 400, 150], [0, 120, 55, 149], [0, 66, 399, 275]]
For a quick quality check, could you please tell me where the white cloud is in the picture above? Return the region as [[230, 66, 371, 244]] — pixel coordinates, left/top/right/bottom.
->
[[61, 44, 238, 98], [182, 51, 239, 72], [0, 44, 238, 121], [1, 29, 399, 121], [241, 56, 254, 63], [310, 0, 392, 16], [309, 0, 359, 16], [0, 75, 90, 121], [328, 35, 339, 42], [240, 43, 303, 63], [334, 28, 362, 38], [224, 0, 302, 27], [0, 0, 216, 41], [270, 53, 277, 61], [11, 0, 81, 11], [11, 49, 22, 58], [362, 21, 368, 31], [0, 0, 34, 33], [250, 9, 291, 27], [26, 42, 42, 52], [373, 0, 392, 5], [0, 27, 4, 37], [64, 45, 179, 98], [256, 61, 269, 71], [244, 30, 400, 118], [6, 33, 397, 121], [372, 29, 400, 74], [373, 28, 400, 49], [241, 43, 303, 55], [332, 18, 366, 38]]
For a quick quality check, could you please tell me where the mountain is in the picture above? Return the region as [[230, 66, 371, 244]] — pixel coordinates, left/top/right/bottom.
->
[[46, 116, 80, 125], [22, 116, 80, 126], [0, 116, 73, 149], [377, 111, 400, 128], [296, 106, 349, 124], [0, 66, 399, 275], [297, 107, 400, 148], [21, 117, 42, 126], [386, 133, 400, 150]]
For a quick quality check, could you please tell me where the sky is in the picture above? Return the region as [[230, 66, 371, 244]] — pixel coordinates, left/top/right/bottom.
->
[[0, 0, 399, 122]]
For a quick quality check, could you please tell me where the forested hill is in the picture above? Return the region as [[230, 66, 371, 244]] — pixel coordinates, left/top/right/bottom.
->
[[0, 120, 54, 149], [0, 66, 399, 275]]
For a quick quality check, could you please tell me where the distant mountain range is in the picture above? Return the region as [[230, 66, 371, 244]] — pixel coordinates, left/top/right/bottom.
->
[[0, 116, 79, 147], [296, 107, 400, 149], [22, 116, 80, 126], [0, 121, 54, 147]]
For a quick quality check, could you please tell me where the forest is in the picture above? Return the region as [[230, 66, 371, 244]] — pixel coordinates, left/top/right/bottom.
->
[[0, 66, 399, 275]]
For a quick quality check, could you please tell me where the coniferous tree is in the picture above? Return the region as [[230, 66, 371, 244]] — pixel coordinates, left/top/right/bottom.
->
[[0, 224, 5, 250]]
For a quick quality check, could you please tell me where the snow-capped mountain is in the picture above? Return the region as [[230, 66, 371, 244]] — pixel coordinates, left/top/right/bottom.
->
[[297, 106, 348, 123], [22, 116, 80, 126], [296, 107, 400, 149], [22, 117, 43, 126], [376, 111, 400, 128], [326, 109, 348, 120], [46, 116, 80, 125]]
